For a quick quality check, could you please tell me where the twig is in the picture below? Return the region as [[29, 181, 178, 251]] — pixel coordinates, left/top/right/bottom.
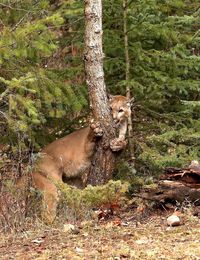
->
[[0, 3, 29, 12], [0, 111, 8, 120], [131, 193, 161, 202], [0, 89, 9, 102], [11, 11, 31, 32]]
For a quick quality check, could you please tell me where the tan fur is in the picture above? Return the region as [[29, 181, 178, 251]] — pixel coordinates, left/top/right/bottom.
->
[[109, 95, 131, 140], [32, 95, 132, 223]]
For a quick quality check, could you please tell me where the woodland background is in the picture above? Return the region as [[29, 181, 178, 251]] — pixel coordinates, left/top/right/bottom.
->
[[0, 2, 200, 257], [0, 0, 199, 182]]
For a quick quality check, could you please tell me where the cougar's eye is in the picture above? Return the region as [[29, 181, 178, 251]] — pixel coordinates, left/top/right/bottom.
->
[[119, 109, 124, 113]]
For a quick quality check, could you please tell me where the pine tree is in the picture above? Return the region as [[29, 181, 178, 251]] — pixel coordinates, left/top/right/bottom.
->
[[0, 0, 87, 152], [84, 0, 116, 185]]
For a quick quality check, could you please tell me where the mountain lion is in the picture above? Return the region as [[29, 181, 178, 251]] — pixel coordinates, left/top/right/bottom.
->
[[33, 95, 132, 223]]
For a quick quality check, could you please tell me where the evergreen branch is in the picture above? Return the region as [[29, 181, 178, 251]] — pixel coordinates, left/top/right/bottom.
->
[[141, 106, 181, 123], [0, 18, 5, 27], [126, 0, 135, 9], [0, 43, 15, 49], [9, 1, 40, 32], [0, 3, 29, 12], [11, 11, 31, 32], [0, 111, 8, 120], [191, 29, 200, 39], [0, 89, 9, 102], [42, 17, 84, 31]]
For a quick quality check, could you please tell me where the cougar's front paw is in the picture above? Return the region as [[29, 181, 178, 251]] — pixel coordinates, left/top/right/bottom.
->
[[90, 121, 103, 137], [110, 138, 127, 152]]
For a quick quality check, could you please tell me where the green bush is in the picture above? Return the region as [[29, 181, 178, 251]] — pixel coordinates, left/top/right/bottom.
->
[[57, 180, 128, 221]]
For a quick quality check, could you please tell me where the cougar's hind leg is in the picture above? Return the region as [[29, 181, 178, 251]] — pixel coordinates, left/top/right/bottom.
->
[[42, 183, 59, 224], [33, 172, 59, 224]]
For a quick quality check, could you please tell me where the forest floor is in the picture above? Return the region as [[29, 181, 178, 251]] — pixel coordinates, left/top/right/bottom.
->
[[0, 206, 200, 260]]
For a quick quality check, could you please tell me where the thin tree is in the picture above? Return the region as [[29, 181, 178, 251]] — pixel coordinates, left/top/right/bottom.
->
[[123, 0, 135, 161], [84, 0, 116, 185]]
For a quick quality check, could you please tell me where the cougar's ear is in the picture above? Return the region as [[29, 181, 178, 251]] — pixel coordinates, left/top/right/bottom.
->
[[107, 93, 114, 102]]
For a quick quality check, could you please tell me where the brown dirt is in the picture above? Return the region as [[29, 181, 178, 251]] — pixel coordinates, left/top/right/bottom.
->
[[0, 209, 200, 260]]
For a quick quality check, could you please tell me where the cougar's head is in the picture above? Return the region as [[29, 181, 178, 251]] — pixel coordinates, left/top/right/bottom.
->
[[109, 95, 133, 126]]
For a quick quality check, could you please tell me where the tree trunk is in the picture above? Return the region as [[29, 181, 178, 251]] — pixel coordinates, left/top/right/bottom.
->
[[84, 0, 116, 185], [123, 0, 135, 161]]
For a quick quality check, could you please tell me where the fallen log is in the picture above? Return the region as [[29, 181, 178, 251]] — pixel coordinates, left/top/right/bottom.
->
[[133, 162, 200, 207], [134, 180, 200, 205], [164, 165, 200, 188]]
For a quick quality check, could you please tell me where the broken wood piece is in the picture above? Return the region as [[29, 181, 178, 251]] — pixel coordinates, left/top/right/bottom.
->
[[164, 166, 200, 187]]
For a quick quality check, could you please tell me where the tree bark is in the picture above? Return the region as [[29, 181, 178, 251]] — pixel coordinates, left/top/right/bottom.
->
[[135, 180, 200, 206], [84, 0, 116, 185], [123, 0, 135, 161]]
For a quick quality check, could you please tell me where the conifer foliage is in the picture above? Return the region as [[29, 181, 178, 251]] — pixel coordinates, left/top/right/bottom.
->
[[103, 0, 200, 172], [0, 0, 87, 149]]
